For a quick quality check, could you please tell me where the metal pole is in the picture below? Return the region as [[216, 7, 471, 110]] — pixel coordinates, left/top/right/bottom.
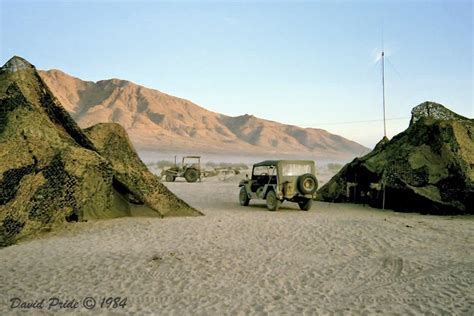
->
[[382, 50, 387, 209], [382, 170, 386, 210], [382, 51, 387, 138], [382, 181, 386, 210]]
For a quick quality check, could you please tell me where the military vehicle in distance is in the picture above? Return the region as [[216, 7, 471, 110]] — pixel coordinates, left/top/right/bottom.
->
[[161, 156, 201, 183], [238, 160, 318, 211]]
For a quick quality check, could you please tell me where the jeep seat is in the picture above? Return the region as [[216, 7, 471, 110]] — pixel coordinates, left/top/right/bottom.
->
[[251, 175, 277, 192]]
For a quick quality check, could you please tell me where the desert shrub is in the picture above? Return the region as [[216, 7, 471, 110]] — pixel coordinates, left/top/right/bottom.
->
[[205, 162, 217, 168], [154, 160, 175, 168], [327, 163, 343, 173], [205, 162, 249, 169]]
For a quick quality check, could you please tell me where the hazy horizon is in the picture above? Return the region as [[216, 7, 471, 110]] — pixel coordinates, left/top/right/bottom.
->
[[1, 0, 472, 148]]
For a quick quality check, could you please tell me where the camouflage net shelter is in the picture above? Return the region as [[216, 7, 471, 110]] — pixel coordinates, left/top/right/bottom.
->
[[317, 102, 473, 215], [0, 56, 200, 247]]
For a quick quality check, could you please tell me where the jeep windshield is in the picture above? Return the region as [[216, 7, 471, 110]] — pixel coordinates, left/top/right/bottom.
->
[[281, 163, 312, 176], [253, 166, 276, 176]]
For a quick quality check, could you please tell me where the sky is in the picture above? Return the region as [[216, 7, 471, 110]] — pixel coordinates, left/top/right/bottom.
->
[[1, 0, 472, 148]]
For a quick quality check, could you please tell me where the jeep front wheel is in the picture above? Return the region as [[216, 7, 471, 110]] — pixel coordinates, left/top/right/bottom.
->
[[165, 174, 175, 182], [266, 190, 281, 211], [298, 198, 313, 211], [239, 187, 250, 206]]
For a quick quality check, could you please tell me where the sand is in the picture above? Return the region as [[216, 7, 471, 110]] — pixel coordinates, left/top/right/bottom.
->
[[1, 177, 473, 315]]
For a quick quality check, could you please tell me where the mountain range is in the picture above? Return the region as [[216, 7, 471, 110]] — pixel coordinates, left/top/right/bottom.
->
[[39, 69, 369, 161]]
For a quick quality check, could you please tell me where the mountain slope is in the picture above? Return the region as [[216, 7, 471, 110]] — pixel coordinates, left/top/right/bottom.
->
[[39, 69, 369, 160]]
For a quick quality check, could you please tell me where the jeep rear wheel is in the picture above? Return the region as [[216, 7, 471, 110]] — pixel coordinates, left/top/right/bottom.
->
[[266, 190, 281, 211], [298, 198, 313, 211], [184, 168, 199, 183], [239, 187, 250, 206], [298, 174, 318, 195]]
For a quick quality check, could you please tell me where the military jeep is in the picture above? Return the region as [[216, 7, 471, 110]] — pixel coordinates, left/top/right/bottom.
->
[[238, 160, 318, 211], [161, 156, 201, 183]]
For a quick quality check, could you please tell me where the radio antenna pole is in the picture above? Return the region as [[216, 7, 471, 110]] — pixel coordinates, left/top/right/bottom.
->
[[382, 50, 387, 138]]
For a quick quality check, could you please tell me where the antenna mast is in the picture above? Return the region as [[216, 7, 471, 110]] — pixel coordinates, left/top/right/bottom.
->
[[382, 50, 387, 138], [381, 51, 387, 211]]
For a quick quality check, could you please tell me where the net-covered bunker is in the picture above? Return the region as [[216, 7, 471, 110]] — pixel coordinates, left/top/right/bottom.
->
[[0, 56, 201, 247], [317, 102, 473, 215]]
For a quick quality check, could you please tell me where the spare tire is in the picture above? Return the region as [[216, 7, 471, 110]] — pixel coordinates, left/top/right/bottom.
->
[[184, 168, 199, 183], [298, 173, 318, 195]]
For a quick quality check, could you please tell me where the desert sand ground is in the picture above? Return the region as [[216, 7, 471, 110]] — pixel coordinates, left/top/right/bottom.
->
[[1, 175, 473, 315]]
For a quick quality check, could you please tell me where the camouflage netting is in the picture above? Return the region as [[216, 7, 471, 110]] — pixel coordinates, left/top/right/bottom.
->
[[84, 123, 201, 217], [0, 56, 200, 247], [317, 102, 473, 215]]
